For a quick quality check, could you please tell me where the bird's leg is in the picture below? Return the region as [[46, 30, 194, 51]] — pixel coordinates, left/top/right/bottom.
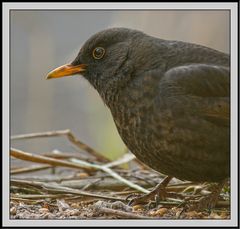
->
[[184, 180, 227, 211], [128, 176, 173, 206]]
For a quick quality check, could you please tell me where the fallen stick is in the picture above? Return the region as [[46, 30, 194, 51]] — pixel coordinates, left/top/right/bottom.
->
[[11, 179, 125, 202], [71, 158, 150, 194], [104, 153, 135, 168], [11, 193, 73, 199], [11, 147, 149, 194], [93, 206, 154, 219], [10, 148, 94, 172], [11, 165, 52, 175], [11, 129, 110, 163]]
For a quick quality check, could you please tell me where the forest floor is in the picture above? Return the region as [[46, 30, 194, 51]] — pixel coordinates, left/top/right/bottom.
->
[[10, 130, 230, 220]]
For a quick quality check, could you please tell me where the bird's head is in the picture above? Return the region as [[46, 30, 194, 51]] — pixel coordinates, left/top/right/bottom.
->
[[46, 28, 164, 105]]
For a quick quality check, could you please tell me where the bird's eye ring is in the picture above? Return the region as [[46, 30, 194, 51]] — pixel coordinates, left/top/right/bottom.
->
[[92, 47, 105, 60]]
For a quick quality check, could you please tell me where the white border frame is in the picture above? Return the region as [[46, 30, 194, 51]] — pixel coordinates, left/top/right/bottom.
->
[[3, 2, 238, 227]]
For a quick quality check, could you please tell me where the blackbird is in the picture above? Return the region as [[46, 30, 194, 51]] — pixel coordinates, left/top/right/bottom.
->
[[46, 28, 230, 208]]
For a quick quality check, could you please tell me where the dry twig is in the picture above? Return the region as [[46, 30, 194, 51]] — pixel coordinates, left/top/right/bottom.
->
[[11, 193, 73, 199], [11, 147, 149, 194], [10, 148, 94, 172], [11, 165, 52, 175], [71, 158, 150, 194], [11, 179, 125, 202], [104, 153, 135, 168], [11, 129, 110, 163], [93, 206, 153, 219]]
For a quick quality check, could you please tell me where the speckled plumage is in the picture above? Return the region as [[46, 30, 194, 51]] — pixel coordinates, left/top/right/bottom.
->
[[72, 28, 230, 182]]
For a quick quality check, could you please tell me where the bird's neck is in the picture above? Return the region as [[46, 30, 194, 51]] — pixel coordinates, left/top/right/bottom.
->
[[103, 72, 160, 128], [92, 67, 134, 107]]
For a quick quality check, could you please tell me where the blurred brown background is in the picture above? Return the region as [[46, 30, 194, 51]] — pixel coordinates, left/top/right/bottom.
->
[[10, 10, 229, 160]]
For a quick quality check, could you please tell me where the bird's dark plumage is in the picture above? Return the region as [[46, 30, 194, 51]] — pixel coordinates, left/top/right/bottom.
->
[[47, 28, 230, 183]]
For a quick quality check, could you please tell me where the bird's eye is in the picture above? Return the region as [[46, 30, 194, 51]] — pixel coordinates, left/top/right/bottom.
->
[[92, 47, 105, 60]]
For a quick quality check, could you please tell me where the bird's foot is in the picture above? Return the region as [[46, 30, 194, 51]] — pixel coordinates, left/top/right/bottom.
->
[[127, 187, 166, 207], [127, 176, 173, 207], [180, 182, 225, 212], [181, 194, 218, 212]]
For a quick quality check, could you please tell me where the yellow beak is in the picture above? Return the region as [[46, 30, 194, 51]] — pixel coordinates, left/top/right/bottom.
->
[[46, 63, 87, 79]]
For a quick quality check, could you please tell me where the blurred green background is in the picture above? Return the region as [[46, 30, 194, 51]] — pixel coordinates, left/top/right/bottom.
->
[[10, 10, 229, 160]]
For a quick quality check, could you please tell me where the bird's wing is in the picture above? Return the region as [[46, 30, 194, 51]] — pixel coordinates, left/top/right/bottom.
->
[[160, 64, 230, 126]]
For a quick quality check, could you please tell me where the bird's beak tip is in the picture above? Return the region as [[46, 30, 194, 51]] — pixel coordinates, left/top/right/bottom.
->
[[45, 74, 53, 80], [45, 63, 87, 80]]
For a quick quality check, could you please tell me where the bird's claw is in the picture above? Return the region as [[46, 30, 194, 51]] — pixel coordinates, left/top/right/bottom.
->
[[179, 193, 219, 212], [127, 188, 167, 207]]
